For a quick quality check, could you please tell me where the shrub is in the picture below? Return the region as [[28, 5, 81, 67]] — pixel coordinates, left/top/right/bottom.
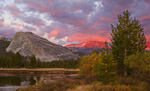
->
[[69, 82, 132, 91], [17, 79, 79, 91], [125, 52, 150, 83], [79, 51, 101, 77]]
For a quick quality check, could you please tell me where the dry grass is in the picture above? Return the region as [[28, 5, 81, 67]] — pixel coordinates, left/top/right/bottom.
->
[[17, 79, 81, 91], [68, 83, 132, 91], [17, 78, 150, 91], [0, 68, 79, 71]]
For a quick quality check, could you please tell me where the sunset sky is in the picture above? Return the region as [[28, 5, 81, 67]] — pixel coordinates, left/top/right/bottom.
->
[[0, 0, 150, 45]]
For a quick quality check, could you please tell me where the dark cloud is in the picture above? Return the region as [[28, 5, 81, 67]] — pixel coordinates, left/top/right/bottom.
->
[[18, 16, 46, 26], [0, 26, 16, 38], [0, 0, 150, 44]]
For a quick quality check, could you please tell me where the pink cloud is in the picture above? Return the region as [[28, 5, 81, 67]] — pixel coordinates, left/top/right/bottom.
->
[[26, 1, 81, 16], [7, 4, 22, 16], [99, 30, 107, 34], [139, 15, 150, 21], [67, 33, 110, 43], [32, 21, 45, 26], [99, 17, 115, 24], [48, 29, 66, 39], [13, 25, 23, 30], [90, 22, 100, 29]]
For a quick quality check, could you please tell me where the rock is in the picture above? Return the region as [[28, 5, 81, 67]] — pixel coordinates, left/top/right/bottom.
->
[[6, 32, 79, 62]]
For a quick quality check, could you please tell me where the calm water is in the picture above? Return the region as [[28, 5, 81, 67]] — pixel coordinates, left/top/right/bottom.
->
[[0, 76, 41, 91], [0, 72, 77, 91]]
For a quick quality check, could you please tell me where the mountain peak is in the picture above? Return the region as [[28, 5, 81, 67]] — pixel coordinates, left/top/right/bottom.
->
[[146, 42, 150, 50], [65, 40, 105, 48], [6, 32, 79, 62]]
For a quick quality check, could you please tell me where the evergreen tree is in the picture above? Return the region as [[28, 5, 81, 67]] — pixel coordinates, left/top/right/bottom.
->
[[111, 10, 147, 75], [35, 58, 41, 68], [29, 55, 36, 68], [11, 52, 22, 68], [94, 42, 116, 84]]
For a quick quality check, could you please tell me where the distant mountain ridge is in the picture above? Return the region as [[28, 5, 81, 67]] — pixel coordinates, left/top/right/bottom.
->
[[65, 40, 150, 54], [6, 32, 79, 62], [146, 42, 150, 50], [65, 40, 105, 48], [64, 40, 106, 55], [0, 37, 12, 42], [0, 37, 11, 56]]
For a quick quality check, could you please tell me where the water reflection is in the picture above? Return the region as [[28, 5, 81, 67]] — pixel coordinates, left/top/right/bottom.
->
[[0, 76, 40, 91], [0, 71, 77, 91], [0, 77, 21, 86], [29, 77, 36, 85]]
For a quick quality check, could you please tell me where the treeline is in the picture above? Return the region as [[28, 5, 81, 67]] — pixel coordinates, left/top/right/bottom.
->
[[0, 52, 79, 69], [25, 55, 79, 69], [40, 60, 79, 69], [0, 52, 24, 68]]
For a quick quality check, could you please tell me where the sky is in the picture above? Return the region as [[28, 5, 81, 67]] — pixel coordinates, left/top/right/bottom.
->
[[0, 0, 150, 45]]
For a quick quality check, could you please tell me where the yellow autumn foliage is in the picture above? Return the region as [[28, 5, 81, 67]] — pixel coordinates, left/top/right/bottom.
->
[[79, 52, 102, 77]]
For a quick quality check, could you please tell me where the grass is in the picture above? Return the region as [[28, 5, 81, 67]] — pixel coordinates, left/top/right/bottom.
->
[[17, 79, 81, 91], [0, 68, 79, 71], [17, 76, 150, 91]]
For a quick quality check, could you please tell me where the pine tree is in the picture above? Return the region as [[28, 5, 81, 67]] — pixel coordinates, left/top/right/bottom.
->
[[12, 52, 22, 68], [35, 58, 41, 68], [16, 52, 22, 67], [29, 55, 36, 68], [94, 42, 116, 84], [111, 10, 147, 75]]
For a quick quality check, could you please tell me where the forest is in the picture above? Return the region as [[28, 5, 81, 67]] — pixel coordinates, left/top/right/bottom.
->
[[0, 53, 79, 69]]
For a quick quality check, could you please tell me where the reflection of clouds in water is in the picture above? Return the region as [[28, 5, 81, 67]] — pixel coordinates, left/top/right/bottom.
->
[[0, 76, 40, 91], [0, 86, 28, 91], [0, 72, 77, 91]]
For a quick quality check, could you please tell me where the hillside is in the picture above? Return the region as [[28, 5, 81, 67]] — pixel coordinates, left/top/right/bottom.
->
[[6, 32, 79, 62], [0, 37, 13, 57]]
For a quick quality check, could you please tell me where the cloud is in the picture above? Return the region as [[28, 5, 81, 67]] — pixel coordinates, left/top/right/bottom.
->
[[0, 0, 150, 45], [6, 4, 22, 16], [67, 33, 110, 43], [0, 25, 16, 38], [0, 0, 4, 2], [19, 16, 46, 26], [48, 29, 66, 39], [0, 18, 4, 27]]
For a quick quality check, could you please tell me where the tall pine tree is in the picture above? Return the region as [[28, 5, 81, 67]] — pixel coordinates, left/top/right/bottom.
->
[[111, 10, 146, 75], [29, 55, 37, 68], [94, 42, 116, 84]]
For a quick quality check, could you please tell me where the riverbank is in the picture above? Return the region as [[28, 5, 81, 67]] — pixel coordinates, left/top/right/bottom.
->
[[0, 68, 79, 71], [0, 68, 79, 77]]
